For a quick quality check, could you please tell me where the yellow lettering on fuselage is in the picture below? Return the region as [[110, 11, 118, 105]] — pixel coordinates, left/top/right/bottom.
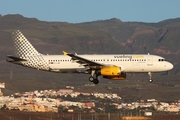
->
[[133, 55, 144, 58]]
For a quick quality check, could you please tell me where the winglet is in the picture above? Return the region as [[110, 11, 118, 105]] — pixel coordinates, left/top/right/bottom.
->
[[63, 51, 68, 56]]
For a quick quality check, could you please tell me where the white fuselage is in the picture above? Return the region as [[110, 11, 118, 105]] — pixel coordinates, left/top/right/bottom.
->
[[42, 54, 173, 73]]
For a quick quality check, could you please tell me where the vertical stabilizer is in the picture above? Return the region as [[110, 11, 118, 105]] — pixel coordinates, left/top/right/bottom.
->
[[13, 30, 39, 58], [11, 30, 49, 70]]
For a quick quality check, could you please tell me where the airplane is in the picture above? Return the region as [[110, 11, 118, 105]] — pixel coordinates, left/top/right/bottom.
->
[[6, 30, 173, 84]]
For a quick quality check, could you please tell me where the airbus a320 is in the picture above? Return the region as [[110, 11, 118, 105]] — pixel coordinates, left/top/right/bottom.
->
[[6, 30, 173, 84]]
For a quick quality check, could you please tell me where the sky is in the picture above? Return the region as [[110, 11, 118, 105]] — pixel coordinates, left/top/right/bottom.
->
[[0, 0, 180, 23]]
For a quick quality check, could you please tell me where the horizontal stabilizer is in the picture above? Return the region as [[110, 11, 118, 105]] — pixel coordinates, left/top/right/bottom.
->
[[6, 55, 27, 62]]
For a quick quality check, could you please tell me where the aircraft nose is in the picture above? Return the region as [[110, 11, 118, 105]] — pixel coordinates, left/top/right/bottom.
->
[[168, 62, 173, 70]]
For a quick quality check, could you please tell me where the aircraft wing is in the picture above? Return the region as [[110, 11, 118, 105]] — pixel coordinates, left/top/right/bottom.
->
[[63, 51, 104, 69]]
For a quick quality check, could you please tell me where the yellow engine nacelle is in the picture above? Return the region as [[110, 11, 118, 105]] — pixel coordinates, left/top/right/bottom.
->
[[100, 66, 121, 76], [103, 73, 126, 80]]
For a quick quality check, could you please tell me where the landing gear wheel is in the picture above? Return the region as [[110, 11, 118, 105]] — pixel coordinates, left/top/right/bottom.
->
[[89, 76, 94, 82], [149, 79, 153, 83], [89, 70, 100, 84], [148, 72, 153, 83], [93, 79, 99, 84]]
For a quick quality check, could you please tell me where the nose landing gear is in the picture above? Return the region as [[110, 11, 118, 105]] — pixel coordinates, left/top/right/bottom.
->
[[148, 72, 153, 83]]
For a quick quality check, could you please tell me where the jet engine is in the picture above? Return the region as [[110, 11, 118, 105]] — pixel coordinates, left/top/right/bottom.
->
[[103, 72, 126, 80], [100, 66, 121, 76], [100, 66, 126, 80]]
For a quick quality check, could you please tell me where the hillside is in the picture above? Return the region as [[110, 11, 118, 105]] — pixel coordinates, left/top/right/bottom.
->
[[0, 14, 180, 101]]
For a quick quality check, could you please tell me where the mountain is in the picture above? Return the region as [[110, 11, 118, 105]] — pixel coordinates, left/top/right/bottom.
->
[[0, 14, 180, 100]]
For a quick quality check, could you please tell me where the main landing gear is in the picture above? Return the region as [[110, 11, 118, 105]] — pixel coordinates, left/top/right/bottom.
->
[[148, 72, 153, 83], [89, 70, 100, 84]]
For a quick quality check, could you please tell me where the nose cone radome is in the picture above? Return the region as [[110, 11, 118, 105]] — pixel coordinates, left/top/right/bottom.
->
[[167, 62, 173, 70]]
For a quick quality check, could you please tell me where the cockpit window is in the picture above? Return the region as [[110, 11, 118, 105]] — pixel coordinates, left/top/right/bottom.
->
[[158, 59, 166, 61]]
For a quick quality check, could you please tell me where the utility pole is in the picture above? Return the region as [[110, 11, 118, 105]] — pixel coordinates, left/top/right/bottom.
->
[[108, 112, 110, 120], [91, 113, 93, 120], [29, 116, 31, 120], [71, 113, 74, 120], [10, 70, 12, 80]]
